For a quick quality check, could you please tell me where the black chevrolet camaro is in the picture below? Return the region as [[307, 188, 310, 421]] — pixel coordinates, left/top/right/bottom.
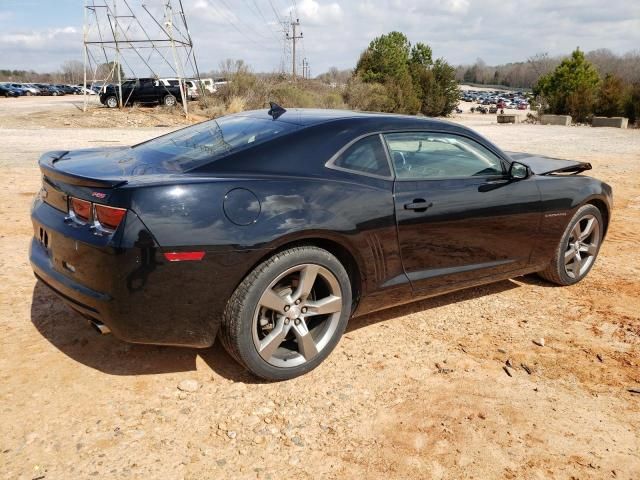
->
[[30, 107, 612, 380]]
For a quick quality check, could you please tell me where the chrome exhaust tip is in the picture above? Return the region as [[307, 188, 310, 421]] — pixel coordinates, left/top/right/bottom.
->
[[89, 320, 111, 335]]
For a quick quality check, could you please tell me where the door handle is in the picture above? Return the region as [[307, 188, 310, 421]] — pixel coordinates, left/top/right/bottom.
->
[[404, 199, 433, 212]]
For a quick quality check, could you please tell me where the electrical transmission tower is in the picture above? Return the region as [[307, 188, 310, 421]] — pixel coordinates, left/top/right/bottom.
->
[[302, 58, 310, 79], [285, 17, 303, 80], [82, 0, 204, 116]]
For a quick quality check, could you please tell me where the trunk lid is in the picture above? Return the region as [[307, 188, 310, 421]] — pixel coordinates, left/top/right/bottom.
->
[[507, 152, 592, 175], [39, 148, 132, 188]]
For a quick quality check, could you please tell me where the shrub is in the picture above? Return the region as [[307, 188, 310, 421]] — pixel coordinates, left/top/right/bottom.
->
[[343, 77, 395, 112]]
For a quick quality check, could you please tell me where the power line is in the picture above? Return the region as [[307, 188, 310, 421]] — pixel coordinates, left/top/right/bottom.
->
[[210, 0, 273, 45]]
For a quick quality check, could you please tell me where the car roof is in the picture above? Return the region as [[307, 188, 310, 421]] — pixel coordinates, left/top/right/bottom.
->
[[236, 108, 462, 130]]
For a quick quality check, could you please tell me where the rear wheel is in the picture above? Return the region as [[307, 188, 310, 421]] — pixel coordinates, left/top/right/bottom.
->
[[219, 246, 352, 380], [538, 204, 603, 285], [163, 94, 176, 107]]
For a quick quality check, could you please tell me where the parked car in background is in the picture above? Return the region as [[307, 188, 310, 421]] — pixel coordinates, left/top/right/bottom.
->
[[99, 78, 182, 107], [33, 84, 53, 96], [77, 86, 97, 95], [10, 83, 40, 95], [23, 83, 43, 95], [0, 85, 20, 97], [90, 82, 109, 94], [49, 86, 66, 96], [159, 78, 199, 100], [0, 83, 27, 96], [199, 77, 228, 93], [54, 84, 78, 95], [28, 107, 612, 380]]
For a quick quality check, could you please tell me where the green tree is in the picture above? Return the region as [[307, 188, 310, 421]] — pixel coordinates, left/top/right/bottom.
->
[[533, 48, 600, 122], [355, 31, 412, 83], [595, 73, 625, 117], [354, 31, 420, 114], [417, 59, 460, 117], [410, 43, 433, 68], [350, 32, 459, 116]]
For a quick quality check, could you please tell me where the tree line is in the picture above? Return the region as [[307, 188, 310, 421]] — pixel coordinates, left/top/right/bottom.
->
[[533, 48, 640, 124], [456, 49, 640, 89]]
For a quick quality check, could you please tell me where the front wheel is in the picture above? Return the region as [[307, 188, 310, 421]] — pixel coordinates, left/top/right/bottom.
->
[[219, 246, 352, 380], [538, 204, 604, 285], [105, 95, 118, 108]]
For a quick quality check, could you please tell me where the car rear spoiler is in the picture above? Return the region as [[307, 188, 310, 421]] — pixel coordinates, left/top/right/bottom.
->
[[38, 151, 128, 188]]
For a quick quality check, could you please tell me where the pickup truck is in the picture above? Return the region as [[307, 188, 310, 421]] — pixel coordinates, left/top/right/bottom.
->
[[99, 78, 183, 108]]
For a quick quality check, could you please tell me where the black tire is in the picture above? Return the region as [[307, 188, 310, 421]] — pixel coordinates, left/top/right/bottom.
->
[[105, 95, 118, 108], [538, 204, 604, 285], [163, 94, 176, 107], [219, 246, 352, 381]]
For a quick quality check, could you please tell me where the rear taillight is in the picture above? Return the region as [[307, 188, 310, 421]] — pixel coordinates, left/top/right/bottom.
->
[[70, 197, 91, 221], [94, 204, 127, 230], [68, 196, 127, 232]]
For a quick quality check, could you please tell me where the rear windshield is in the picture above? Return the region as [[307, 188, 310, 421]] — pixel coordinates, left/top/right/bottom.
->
[[131, 115, 299, 173]]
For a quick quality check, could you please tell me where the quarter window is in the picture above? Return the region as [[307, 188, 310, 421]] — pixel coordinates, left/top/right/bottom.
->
[[333, 135, 391, 177], [384, 132, 504, 179]]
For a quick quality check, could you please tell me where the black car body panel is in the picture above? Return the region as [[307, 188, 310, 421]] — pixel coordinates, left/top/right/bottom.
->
[[30, 109, 613, 347]]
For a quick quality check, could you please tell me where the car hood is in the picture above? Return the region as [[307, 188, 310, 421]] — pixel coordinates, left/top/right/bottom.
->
[[507, 152, 592, 175]]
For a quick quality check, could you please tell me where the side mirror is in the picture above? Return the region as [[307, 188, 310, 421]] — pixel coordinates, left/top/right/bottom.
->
[[509, 161, 531, 180]]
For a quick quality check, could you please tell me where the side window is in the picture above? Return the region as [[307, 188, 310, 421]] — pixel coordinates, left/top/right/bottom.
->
[[384, 132, 504, 179], [332, 135, 391, 178]]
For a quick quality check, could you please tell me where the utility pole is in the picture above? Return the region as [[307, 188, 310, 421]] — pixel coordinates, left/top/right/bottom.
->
[[302, 58, 310, 79], [286, 18, 302, 80], [165, 1, 188, 117], [113, 0, 123, 108], [83, 0, 89, 111]]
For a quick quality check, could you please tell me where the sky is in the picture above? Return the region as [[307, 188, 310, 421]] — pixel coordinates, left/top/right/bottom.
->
[[1, 0, 639, 76]]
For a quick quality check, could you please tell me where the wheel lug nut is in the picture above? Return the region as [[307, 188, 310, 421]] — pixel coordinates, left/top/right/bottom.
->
[[284, 318, 290, 325], [284, 305, 290, 312], [294, 318, 301, 325], [301, 307, 307, 313], [295, 299, 301, 305]]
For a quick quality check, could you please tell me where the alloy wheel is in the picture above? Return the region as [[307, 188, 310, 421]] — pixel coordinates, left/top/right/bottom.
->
[[564, 214, 600, 279], [252, 264, 343, 368]]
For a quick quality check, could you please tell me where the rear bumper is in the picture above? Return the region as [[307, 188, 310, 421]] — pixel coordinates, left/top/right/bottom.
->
[[29, 199, 263, 348], [30, 238, 109, 321]]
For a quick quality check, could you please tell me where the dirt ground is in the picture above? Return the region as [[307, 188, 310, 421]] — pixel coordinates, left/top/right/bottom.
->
[[1, 97, 639, 480]]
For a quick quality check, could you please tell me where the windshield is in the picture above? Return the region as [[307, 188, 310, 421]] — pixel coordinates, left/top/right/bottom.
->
[[131, 115, 299, 173]]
